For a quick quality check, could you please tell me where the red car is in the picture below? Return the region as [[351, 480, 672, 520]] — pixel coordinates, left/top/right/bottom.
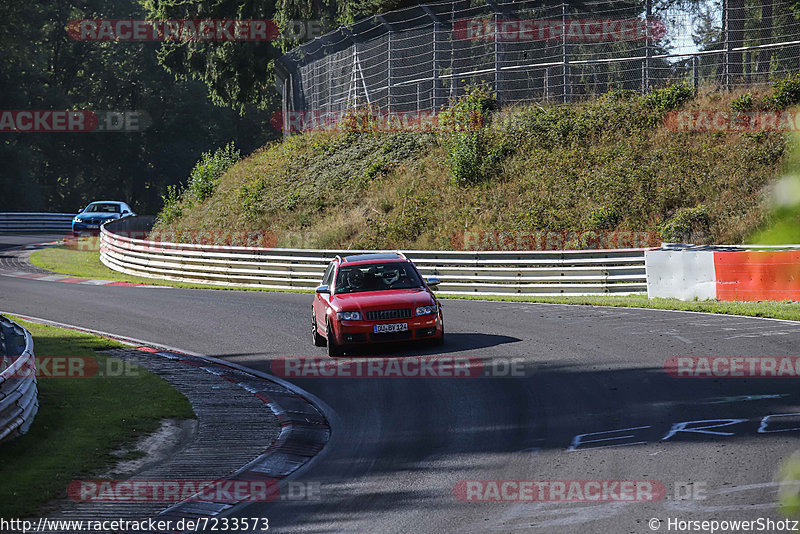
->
[[312, 253, 444, 356]]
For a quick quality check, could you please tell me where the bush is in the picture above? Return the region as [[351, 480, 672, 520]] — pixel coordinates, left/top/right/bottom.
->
[[770, 73, 800, 109], [156, 185, 183, 226], [186, 142, 240, 202], [439, 86, 498, 185], [586, 206, 622, 230], [641, 82, 694, 115], [730, 93, 754, 111], [659, 205, 711, 243]]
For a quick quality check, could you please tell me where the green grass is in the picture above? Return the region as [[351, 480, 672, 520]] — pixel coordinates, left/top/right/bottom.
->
[[441, 293, 800, 321], [0, 317, 195, 518], [28, 245, 306, 293], [154, 84, 796, 250]]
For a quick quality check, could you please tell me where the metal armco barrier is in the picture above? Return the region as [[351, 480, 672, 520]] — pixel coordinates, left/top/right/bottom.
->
[[0, 315, 38, 444], [0, 212, 73, 232], [100, 218, 648, 296]]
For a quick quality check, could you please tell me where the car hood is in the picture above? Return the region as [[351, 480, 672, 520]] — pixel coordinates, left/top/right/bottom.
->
[[76, 213, 119, 220], [330, 289, 433, 311]]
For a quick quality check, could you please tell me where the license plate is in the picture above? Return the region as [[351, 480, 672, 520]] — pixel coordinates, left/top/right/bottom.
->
[[373, 323, 408, 334], [87, 224, 99, 229]]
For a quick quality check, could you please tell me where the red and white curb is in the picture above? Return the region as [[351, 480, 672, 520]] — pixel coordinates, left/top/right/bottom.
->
[[3, 312, 332, 533], [0, 269, 163, 287]]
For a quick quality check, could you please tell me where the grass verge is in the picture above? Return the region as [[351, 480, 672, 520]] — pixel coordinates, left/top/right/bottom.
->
[[443, 294, 800, 321], [28, 245, 305, 292], [0, 316, 195, 518]]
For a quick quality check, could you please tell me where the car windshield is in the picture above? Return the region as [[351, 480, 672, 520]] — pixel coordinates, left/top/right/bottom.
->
[[335, 262, 423, 294], [85, 203, 121, 213]]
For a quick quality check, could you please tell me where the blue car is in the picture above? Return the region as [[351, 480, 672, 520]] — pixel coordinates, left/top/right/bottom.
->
[[72, 201, 136, 235]]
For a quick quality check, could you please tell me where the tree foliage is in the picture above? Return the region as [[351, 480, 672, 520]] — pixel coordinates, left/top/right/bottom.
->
[[1, 0, 271, 213]]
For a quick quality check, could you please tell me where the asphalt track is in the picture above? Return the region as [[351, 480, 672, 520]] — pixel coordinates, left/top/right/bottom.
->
[[2, 234, 800, 533]]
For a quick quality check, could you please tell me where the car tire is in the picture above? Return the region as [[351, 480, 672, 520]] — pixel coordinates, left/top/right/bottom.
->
[[312, 313, 326, 347], [432, 316, 445, 346], [327, 320, 343, 357]]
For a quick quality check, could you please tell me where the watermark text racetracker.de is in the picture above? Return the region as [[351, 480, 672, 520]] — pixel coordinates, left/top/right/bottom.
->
[[67, 18, 327, 42], [0, 356, 139, 379], [0, 110, 150, 133], [271, 109, 486, 133], [72, 230, 278, 249], [664, 110, 800, 132], [0, 517, 270, 533], [454, 480, 665, 502], [67, 479, 320, 502], [453, 18, 665, 42], [665, 356, 800, 378], [67, 19, 279, 41], [271, 356, 526, 378], [450, 230, 660, 251]]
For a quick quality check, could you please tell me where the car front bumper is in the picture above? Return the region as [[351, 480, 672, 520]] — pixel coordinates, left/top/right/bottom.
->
[[333, 314, 442, 345]]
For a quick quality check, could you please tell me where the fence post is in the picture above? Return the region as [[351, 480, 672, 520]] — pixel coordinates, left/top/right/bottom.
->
[[387, 32, 393, 110], [379, 16, 393, 111], [545, 67, 550, 100], [283, 75, 290, 139], [692, 55, 699, 90], [562, 2, 570, 103], [723, 0, 730, 89], [434, 21, 441, 110], [643, 0, 652, 93], [327, 51, 333, 111], [494, 13, 501, 104]]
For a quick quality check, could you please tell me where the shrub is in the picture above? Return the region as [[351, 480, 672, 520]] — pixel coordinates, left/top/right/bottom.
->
[[730, 93, 753, 111], [641, 82, 694, 114], [586, 206, 622, 230], [770, 73, 800, 109], [156, 185, 183, 226], [659, 205, 711, 243], [186, 142, 240, 202], [439, 86, 498, 185]]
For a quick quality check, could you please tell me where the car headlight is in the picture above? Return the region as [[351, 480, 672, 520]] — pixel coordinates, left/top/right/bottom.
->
[[336, 311, 361, 321], [416, 305, 437, 316], [74, 218, 83, 223]]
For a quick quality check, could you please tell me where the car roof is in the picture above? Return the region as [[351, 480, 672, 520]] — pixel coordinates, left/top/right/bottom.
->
[[340, 253, 406, 265]]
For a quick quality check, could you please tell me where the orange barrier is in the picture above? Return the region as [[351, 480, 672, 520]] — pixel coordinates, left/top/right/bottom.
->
[[714, 251, 800, 301]]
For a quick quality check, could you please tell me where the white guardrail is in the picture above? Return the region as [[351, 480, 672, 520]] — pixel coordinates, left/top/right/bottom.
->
[[100, 218, 649, 296], [0, 212, 74, 232], [0, 315, 38, 445]]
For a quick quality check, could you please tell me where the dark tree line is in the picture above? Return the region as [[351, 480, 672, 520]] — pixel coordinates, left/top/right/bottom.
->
[[0, 0, 273, 214]]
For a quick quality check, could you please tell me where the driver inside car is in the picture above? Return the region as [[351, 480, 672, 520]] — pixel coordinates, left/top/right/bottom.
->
[[346, 268, 365, 290]]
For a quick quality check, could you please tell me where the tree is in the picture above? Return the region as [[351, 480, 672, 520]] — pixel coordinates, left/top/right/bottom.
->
[[1, 0, 271, 213]]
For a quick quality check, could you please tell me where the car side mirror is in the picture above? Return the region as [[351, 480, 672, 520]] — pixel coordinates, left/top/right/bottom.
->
[[426, 277, 441, 288], [77, 208, 83, 213], [315, 285, 330, 294]]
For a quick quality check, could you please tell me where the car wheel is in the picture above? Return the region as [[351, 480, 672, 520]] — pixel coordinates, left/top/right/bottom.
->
[[312, 313, 326, 347], [433, 317, 445, 346], [326, 320, 343, 357]]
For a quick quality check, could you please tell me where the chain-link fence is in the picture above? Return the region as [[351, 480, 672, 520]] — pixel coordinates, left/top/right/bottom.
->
[[275, 0, 800, 130]]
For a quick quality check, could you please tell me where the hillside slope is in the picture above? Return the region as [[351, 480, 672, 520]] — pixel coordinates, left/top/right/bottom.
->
[[155, 82, 799, 249]]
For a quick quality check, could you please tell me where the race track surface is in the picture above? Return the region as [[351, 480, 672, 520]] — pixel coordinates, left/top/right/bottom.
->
[[2, 246, 799, 533]]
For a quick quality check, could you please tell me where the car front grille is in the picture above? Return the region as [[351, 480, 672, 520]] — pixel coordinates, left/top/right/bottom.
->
[[365, 308, 412, 321], [370, 330, 413, 341]]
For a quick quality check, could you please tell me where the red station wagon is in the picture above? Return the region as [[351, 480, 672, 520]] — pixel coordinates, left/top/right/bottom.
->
[[312, 253, 444, 356]]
